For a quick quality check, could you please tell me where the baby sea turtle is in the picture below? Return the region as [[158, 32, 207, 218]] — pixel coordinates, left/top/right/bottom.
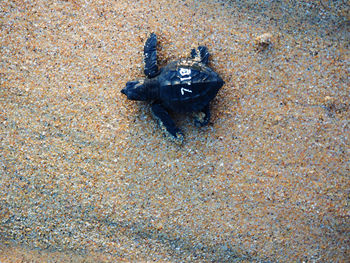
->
[[121, 33, 224, 144]]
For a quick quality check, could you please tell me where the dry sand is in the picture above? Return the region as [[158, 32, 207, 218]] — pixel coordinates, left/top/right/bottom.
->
[[0, 0, 349, 262]]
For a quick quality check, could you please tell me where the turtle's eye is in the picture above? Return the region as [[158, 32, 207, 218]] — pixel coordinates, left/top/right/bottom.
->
[[125, 81, 140, 89]]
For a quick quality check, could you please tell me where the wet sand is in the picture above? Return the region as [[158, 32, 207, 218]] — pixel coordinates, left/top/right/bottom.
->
[[1, 0, 349, 262]]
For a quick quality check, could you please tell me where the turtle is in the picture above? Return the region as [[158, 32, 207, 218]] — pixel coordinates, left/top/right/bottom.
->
[[121, 33, 224, 144]]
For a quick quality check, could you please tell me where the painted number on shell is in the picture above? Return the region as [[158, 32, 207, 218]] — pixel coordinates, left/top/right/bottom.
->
[[179, 68, 191, 81], [180, 88, 192, 95], [179, 68, 192, 95]]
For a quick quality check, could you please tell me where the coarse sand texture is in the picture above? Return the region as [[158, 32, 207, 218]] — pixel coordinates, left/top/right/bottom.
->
[[1, 0, 349, 262]]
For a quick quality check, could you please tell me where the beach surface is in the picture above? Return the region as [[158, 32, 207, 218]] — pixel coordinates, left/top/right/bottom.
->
[[1, 0, 349, 262]]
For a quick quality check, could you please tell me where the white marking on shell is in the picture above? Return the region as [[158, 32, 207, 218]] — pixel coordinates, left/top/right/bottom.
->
[[181, 88, 192, 95], [179, 68, 191, 76]]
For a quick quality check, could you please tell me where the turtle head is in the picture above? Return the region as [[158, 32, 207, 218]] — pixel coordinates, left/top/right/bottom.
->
[[121, 79, 148, 101], [121, 79, 159, 101]]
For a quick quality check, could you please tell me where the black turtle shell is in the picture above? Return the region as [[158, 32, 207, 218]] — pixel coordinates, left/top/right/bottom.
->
[[157, 59, 224, 112]]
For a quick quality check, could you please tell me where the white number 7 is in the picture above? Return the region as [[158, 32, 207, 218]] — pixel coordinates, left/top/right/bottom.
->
[[181, 88, 192, 95]]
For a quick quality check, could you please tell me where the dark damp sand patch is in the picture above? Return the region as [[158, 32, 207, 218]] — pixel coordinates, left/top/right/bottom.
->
[[1, 0, 349, 262]]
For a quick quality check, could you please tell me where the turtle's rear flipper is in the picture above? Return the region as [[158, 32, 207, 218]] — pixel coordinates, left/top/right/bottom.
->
[[151, 102, 184, 144], [144, 33, 159, 78], [191, 46, 210, 65]]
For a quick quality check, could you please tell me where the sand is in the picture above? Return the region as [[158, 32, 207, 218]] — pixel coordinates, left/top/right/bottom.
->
[[0, 0, 349, 262]]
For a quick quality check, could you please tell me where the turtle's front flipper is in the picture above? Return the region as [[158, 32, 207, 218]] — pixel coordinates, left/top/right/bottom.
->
[[194, 104, 210, 127], [144, 33, 159, 78], [190, 46, 210, 65], [151, 102, 184, 144]]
